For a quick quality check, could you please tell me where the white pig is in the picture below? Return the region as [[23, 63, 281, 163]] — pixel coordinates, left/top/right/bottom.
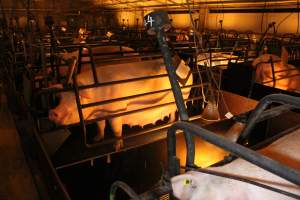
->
[[58, 45, 140, 80], [49, 56, 193, 151], [253, 47, 300, 92], [171, 129, 300, 200]]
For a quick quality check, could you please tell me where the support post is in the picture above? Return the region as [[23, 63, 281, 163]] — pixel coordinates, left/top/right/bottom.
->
[[144, 11, 195, 169]]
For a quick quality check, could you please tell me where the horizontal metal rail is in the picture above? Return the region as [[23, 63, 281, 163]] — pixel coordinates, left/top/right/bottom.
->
[[43, 95, 204, 133], [80, 83, 205, 109], [84, 95, 203, 125], [54, 120, 181, 170], [34, 68, 210, 97], [167, 121, 300, 186], [262, 73, 300, 84], [45, 53, 163, 69], [40, 86, 209, 134], [237, 94, 300, 144]]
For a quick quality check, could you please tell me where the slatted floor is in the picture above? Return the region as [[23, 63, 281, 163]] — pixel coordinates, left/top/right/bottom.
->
[[0, 85, 39, 200]]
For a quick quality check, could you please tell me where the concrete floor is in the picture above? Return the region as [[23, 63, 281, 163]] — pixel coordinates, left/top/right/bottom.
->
[[0, 86, 39, 200]]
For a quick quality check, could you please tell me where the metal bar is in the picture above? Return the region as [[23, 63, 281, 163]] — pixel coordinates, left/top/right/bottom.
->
[[54, 117, 180, 170], [41, 95, 205, 134], [154, 20, 195, 167], [1, 1, 297, 13], [33, 70, 204, 98], [78, 74, 169, 90], [255, 104, 293, 123], [270, 57, 276, 88], [104, 0, 297, 8], [72, 75, 88, 147], [77, 46, 83, 73], [237, 94, 300, 145], [86, 46, 99, 84], [156, 33, 188, 120], [210, 8, 300, 13], [40, 45, 48, 87], [82, 95, 203, 126], [81, 83, 205, 109], [33, 127, 72, 199], [167, 121, 300, 186], [262, 73, 300, 84]]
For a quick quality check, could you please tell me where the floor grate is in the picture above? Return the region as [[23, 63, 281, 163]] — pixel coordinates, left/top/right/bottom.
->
[[160, 193, 170, 200]]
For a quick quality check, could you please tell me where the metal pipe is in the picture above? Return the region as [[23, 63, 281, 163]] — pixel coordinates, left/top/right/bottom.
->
[[253, 104, 293, 123], [210, 8, 300, 13], [72, 75, 88, 147], [85, 46, 99, 84], [81, 83, 204, 109], [104, 0, 297, 8], [147, 11, 195, 166], [237, 94, 300, 144], [270, 57, 276, 88], [76, 95, 203, 128], [41, 94, 207, 134], [31, 120, 72, 199], [167, 121, 300, 186], [109, 181, 140, 200]]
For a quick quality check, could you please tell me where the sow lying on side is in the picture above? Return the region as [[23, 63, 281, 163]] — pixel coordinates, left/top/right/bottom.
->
[[172, 129, 300, 200]]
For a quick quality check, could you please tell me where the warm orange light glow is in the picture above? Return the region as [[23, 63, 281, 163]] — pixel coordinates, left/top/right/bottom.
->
[[206, 12, 300, 33], [116, 11, 143, 28], [176, 133, 229, 168]]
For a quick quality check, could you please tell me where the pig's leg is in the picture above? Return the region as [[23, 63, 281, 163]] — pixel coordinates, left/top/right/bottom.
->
[[109, 117, 124, 151], [94, 120, 106, 142]]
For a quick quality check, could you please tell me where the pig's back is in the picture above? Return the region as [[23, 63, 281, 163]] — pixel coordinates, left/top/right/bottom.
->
[[212, 129, 300, 197], [78, 58, 166, 84]]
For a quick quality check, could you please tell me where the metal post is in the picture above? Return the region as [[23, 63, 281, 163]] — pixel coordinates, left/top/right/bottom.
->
[[86, 45, 99, 84], [269, 57, 276, 87], [144, 11, 195, 167]]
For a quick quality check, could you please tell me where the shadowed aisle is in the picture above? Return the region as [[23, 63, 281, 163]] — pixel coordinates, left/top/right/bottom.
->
[[0, 83, 39, 200]]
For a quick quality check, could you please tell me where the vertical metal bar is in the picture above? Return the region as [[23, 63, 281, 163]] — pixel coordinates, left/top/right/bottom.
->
[[72, 75, 88, 147], [77, 46, 83, 73], [269, 57, 276, 87], [156, 28, 195, 167], [22, 40, 27, 65], [40, 45, 48, 87], [167, 128, 180, 177], [156, 30, 189, 121], [86, 46, 99, 84], [248, 62, 260, 98], [49, 26, 59, 82]]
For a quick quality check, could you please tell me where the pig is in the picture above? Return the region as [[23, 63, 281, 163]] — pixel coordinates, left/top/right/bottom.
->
[[57, 45, 140, 81], [171, 129, 300, 200], [253, 47, 300, 92], [49, 56, 193, 151]]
